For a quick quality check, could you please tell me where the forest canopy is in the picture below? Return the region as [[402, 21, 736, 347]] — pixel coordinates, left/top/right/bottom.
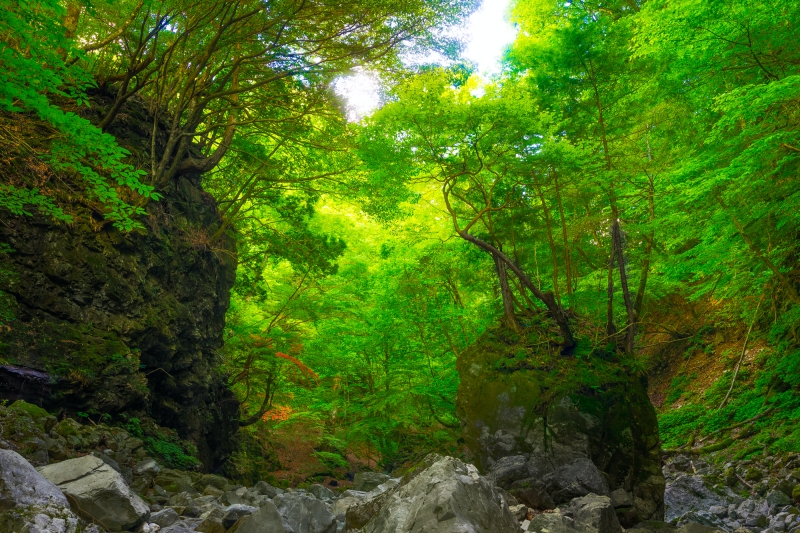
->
[[2, 0, 800, 469]]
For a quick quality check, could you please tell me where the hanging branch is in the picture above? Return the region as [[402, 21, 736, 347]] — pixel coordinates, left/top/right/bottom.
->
[[718, 293, 764, 410]]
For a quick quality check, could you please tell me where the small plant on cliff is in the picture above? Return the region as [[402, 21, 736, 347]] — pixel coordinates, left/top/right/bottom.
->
[[123, 417, 200, 470]]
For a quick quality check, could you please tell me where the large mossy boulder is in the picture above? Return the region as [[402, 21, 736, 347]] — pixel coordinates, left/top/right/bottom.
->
[[0, 94, 239, 469], [455, 324, 665, 526]]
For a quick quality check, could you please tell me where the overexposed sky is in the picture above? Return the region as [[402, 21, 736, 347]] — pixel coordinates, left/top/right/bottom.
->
[[335, 0, 517, 121], [463, 0, 517, 75]]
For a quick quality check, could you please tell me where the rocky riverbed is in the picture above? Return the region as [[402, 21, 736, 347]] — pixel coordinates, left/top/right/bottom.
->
[[2, 398, 800, 533]]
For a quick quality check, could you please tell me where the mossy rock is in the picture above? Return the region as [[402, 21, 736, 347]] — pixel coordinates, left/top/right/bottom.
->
[[745, 468, 763, 482], [793, 484, 800, 503], [455, 323, 664, 526]]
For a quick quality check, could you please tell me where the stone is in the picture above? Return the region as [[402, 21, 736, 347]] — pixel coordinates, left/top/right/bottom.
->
[[664, 475, 732, 522], [233, 501, 294, 533], [273, 492, 337, 533], [134, 458, 161, 477], [154, 469, 194, 494], [195, 508, 225, 533], [197, 474, 227, 491], [332, 496, 360, 518], [353, 472, 390, 492], [769, 490, 793, 507], [308, 483, 335, 500], [355, 455, 518, 533], [745, 468, 763, 482], [610, 488, 633, 508], [341, 489, 368, 499], [488, 455, 530, 489], [38, 455, 150, 531], [675, 523, 725, 533], [509, 504, 529, 520], [509, 477, 555, 509], [570, 494, 623, 533], [0, 449, 69, 509], [150, 507, 180, 528], [221, 490, 244, 505], [526, 494, 621, 533], [675, 510, 726, 530], [203, 485, 223, 497], [629, 520, 677, 532], [222, 504, 257, 529], [544, 458, 610, 503], [255, 480, 284, 498]]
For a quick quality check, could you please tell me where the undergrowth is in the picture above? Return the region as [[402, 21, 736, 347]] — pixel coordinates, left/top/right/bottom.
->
[[123, 416, 200, 470], [658, 313, 800, 455]]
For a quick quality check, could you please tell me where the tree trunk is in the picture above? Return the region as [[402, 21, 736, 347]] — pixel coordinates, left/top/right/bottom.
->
[[457, 231, 576, 351], [494, 253, 520, 331], [612, 219, 636, 352], [554, 169, 573, 297], [533, 174, 561, 305]]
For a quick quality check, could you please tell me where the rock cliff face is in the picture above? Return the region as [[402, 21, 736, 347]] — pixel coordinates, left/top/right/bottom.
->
[[455, 324, 665, 526], [0, 96, 239, 469]]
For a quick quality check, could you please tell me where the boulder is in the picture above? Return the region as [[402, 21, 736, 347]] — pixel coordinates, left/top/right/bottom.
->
[[273, 492, 337, 533], [0, 449, 69, 509], [134, 458, 161, 477], [308, 483, 335, 500], [527, 494, 622, 533], [545, 458, 610, 503], [234, 501, 295, 533], [629, 520, 677, 533], [571, 494, 623, 533], [353, 472, 390, 492], [255, 480, 284, 498], [508, 477, 555, 509], [38, 455, 149, 531], [154, 469, 194, 494], [456, 324, 665, 526], [0, 449, 80, 533], [488, 455, 529, 489], [356, 455, 518, 533], [150, 507, 180, 528], [664, 475, 731, 522], [675, 523, 725, 533], [223, 504, 257, 529]]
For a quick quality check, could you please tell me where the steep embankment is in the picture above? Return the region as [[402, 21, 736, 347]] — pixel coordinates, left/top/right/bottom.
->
[[0, 95, 239, 469]]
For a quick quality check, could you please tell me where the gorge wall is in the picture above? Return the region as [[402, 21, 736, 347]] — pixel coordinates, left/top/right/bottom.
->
[[0, 96, 239, 469]]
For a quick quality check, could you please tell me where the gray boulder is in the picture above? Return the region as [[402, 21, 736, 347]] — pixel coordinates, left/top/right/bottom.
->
[[358, 455, 518, 533], [308, 484, 335, 501], [134, 458, 161, 477], [274, 492, 337, 533], [488, 455, 529, 488], [353, 472, 390, 492], [545, 458, 610, 503], [664, 475, 731, 522], [235, 501, 294, 533], [150, 507, 180, 528], [629, 520, 677, 533], [223, 504, 257, 529], [571, 494, 623, 533], [255, 480, 284, 498], [527, 494, 622, 533], [0, 449, 69, 509], [0, 449, 79, 533], [508, 477, 555, 509], [38, 455, 149, 531]]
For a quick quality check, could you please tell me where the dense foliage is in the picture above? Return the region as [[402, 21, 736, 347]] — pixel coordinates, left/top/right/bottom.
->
[[2, 0, 800, 473]]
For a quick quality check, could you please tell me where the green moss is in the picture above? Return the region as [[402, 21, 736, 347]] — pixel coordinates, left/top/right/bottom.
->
[[745, 468, 763, 482], [793, 484, 800, 503], [9, 400, 50, 422]]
